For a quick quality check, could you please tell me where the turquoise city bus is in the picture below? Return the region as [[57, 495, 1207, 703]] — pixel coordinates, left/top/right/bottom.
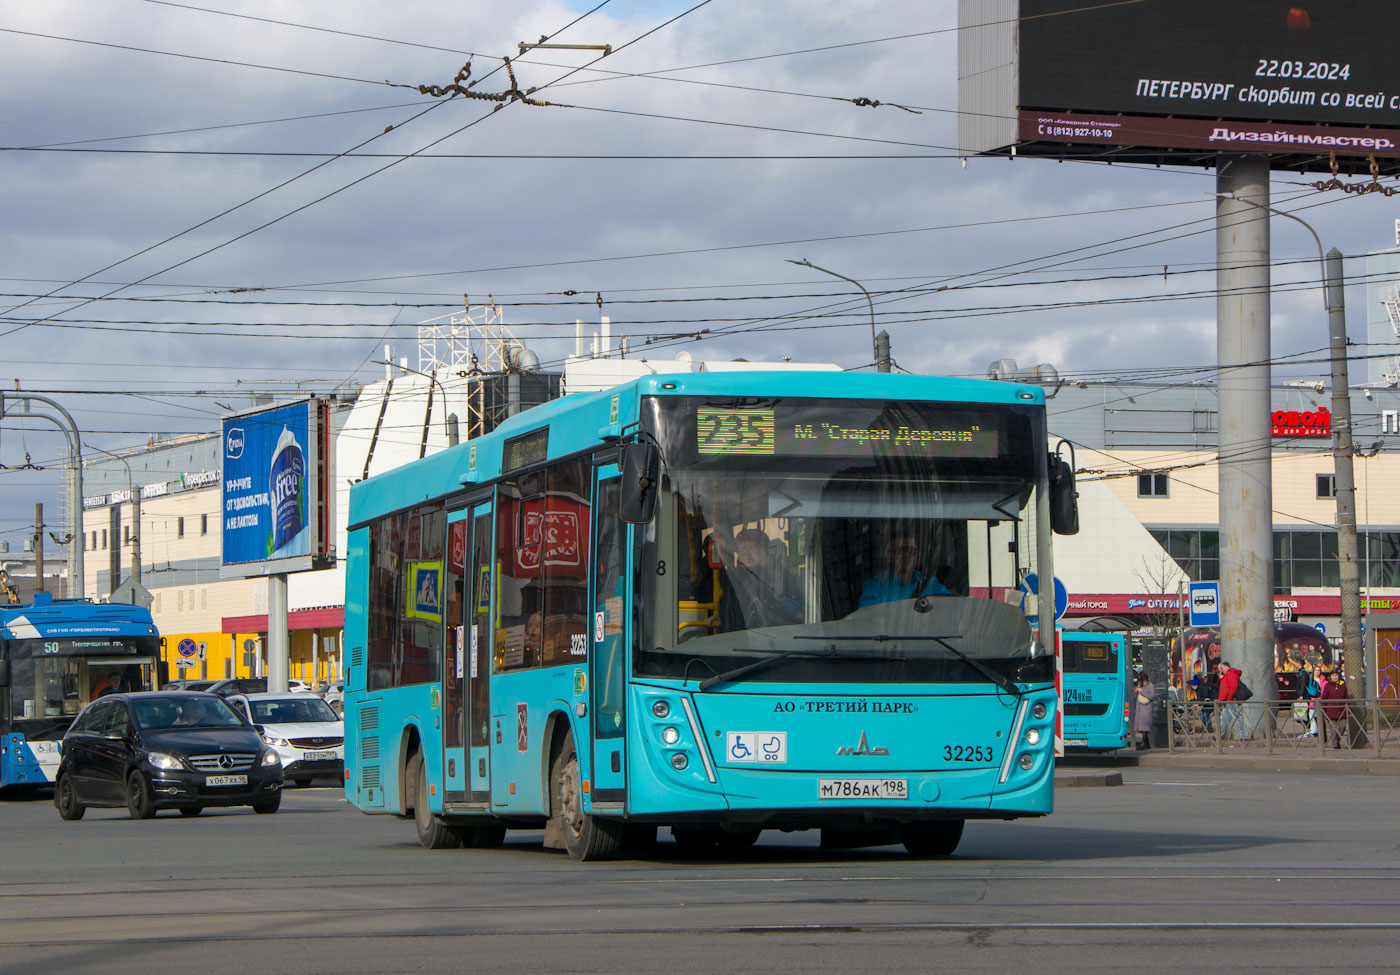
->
[[0, 593, 161, 788], [343, 371, 1078, 859], [1059, 629, 1131, 752]]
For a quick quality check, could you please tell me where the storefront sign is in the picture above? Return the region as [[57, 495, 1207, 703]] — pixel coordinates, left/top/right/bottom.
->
[[1271, 407, 1330, 437]]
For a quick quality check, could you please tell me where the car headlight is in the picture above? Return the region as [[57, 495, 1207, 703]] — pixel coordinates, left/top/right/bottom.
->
[[148, 751, 182, 770], [262, 734, 290, 747], [261, 749, 282, 766]]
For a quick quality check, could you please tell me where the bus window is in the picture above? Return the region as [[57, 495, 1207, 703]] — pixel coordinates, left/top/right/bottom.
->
[[1064, 640, 1117, 674]]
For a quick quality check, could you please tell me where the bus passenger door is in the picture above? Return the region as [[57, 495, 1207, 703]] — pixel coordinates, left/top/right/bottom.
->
[[445, 501, 494, 805], [465, 503, 495, 803], [590, 470, 627, 803], [443, 510, 471, 801]]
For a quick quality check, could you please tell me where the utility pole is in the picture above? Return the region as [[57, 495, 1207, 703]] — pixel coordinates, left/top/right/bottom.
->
[[875, 331, 893, 373], [1325, 248, 1364, 698], [34, 503, 44, 594], [131, 488, 142, 589]]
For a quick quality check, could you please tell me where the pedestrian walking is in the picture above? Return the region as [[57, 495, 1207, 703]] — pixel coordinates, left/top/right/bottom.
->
[[1217, 661, 1251, 741]]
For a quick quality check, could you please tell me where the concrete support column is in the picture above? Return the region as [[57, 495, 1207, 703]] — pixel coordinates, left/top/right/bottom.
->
[[267, 573, 289, 693], [1216, 154, 1277, 701]]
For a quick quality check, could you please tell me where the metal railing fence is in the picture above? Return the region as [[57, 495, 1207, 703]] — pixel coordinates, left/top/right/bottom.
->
[[1167, 697, 1398, 756]]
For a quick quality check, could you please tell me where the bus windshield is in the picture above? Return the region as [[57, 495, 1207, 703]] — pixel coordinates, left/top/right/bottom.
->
[[637, 396, 1051, 686], [3, 636, 160, 739]]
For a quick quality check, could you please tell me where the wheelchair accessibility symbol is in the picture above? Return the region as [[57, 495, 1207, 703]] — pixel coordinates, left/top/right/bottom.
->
[[726, 731, 787, 764]]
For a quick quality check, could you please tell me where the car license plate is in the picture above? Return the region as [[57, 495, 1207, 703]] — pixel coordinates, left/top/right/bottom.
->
[[818, 778, 907, 800], [304, 751, 337, 761], [205, 774, 247, 787]]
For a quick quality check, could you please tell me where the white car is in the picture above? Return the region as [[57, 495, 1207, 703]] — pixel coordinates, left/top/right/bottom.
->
[[228, 692, 344, 788]]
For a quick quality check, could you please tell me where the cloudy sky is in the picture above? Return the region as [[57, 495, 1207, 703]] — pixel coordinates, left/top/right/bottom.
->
[[1, 0, 1396, 544]]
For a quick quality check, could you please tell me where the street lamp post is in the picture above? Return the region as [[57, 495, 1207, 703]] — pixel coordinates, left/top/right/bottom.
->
[[786, 259, 890, 372], [1214, 192, 1363, 691]]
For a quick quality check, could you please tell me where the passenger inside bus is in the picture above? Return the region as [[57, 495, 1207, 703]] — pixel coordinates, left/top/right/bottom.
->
[[716, 528, 801, 632]]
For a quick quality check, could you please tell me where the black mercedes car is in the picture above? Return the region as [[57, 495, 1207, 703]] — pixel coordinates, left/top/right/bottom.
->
[[53, 691, 284, 820]]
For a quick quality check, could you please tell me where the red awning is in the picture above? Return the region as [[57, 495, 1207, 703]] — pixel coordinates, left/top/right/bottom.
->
[[221, 606, 344, 634]]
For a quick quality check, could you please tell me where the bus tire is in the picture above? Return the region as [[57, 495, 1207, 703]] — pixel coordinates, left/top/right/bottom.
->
[[899, 819, 964, 857], [126, 772, 156, 820], [410, 753, 463, 850], [55, 774, 85, 821], [551, 730, 622, 861]]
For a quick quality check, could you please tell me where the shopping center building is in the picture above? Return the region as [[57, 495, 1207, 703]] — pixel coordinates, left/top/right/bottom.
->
[[1047, 379, 1400, 638]]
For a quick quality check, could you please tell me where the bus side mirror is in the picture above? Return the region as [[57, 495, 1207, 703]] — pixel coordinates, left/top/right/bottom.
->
[[0, 659, 8, 686], [618, 443, 660, 524], [1050, 456, 1079, 535]]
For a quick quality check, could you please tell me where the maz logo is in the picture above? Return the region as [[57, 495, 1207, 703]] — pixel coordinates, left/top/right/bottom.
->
[[226, 427, 245, 459], [836, 730, 889, 757]]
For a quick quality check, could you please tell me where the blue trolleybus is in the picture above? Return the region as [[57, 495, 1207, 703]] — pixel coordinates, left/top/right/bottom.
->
[[1059, 629, 1131, 751], [343, 371, 1079, 858], [0, 593, 161, 787]]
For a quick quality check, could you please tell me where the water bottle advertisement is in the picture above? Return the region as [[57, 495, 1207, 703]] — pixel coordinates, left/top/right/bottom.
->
[[221, 398, 325, 574]]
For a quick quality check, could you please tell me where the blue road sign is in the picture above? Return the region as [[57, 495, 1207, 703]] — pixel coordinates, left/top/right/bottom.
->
[[1189, 581, 1221, 627], [1021, 573, 1068, 624]]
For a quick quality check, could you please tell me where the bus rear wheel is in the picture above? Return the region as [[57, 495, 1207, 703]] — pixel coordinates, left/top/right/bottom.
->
[[410, 753, 463, 850], [899, 819, 964, 857], [551, 730, 622, 861]]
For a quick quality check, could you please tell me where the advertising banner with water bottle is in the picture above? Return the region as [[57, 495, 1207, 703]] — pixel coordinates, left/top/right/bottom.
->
[[221, 398, 329, 576]]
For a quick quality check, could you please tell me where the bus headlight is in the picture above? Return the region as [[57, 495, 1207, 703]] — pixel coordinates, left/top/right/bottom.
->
[[670, 753, 689, 771], [1024, 728, 1041, 746], [651, 701, 670, 718], [661, 726, 681, 745], [148, 752, 182, 770], [1018, 754, 1034, 771], [1031, 701, 1048, 720]]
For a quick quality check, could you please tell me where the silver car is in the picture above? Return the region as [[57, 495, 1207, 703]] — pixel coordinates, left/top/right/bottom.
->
[[321, 681, 344, 715]]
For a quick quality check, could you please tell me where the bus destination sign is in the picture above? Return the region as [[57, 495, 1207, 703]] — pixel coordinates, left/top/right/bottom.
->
[[695, 407, 999, 460]]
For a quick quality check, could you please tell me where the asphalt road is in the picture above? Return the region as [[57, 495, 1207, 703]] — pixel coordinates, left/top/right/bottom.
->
[[2, 768, 1397, 974]]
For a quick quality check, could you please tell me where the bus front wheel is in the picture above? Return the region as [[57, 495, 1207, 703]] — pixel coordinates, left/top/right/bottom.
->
[[899, 819, 964, 857], [551, 730, 622, 861], [409, 753, 463, 850]]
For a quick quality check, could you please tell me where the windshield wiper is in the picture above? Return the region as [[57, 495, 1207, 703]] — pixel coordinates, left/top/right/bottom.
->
[[807, 633, 1021, 695], [697, 646, 836, 691]]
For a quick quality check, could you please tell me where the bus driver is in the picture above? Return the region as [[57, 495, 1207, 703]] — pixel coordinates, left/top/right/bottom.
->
[[859, 530, 950, 606]]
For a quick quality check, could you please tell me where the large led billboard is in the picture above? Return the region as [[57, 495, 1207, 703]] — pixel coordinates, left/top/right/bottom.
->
[[959, 0, 1400, 173], [221, 398, 334, 577]]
